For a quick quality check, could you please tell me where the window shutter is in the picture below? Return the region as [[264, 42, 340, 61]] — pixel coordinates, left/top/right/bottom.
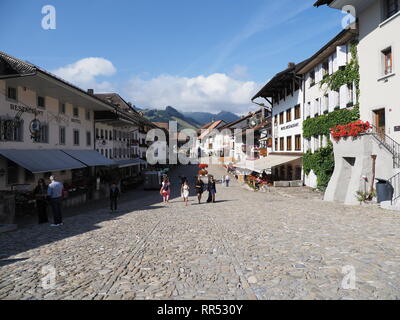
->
[[329, 56, 333, 74], [328, 91, 335, 111], [337, 45, 347, 68], [340, 85, 347, 108], [333, 52, 338, 72]]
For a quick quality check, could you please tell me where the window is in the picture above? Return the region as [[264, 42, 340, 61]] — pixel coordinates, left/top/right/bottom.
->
[[59, 103, 66, 114], [384, 0, 399, 19], [294, 104, 301, 119], [322, 60, 329, 77], [286, 109, 292, 122], [347, 83, 354, 105], [382, 47, 393, 75], [105, 130, 108, 140], [110, 149, 113, 158], [59, 126, 66, 145], [287, 136, 292, 151], [73, 129, 80, 146], [37, 96, 45, 108], [7, 87, 17, 100], [35, 124, 49, 143], [0, 118, 23, 142], [105, 149, 108, 158], [309, 70, 316, 87], [295, 135, 301, 151], [86, 111, 91, 121], [101, 129, 104, 139], [73, 107, 79, 118], [101, 149, 104, 155], [86, 131, 91, 146], [280, 137, 284, 151], [7, 160, 19, 185], [314, 98, 320, 117], [96, 128, 99, 139], [109, 130, 112, 140], [279, 112, 284, 125]]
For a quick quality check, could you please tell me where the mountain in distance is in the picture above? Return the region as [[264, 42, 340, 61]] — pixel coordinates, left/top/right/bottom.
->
[[141, 106, 201, 130], [183, 111, 239, 125]]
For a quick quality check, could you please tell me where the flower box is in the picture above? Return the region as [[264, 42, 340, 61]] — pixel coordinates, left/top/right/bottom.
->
[[330, 120, 372, 141]]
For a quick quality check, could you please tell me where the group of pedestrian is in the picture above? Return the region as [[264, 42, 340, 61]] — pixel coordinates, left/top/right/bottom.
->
[[33, 176, 65, 227], [160, 174, 219, 206]]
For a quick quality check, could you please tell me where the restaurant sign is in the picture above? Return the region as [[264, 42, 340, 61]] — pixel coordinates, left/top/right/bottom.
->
[[10, 103, 44, 116], [280, 122, 299, 131]]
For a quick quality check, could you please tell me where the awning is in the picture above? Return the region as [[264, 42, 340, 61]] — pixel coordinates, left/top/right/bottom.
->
[[234, 155, 302, 173], [62, 150, 115, 167], [0, 149, 87, 173], [115, 159, 147, 168]]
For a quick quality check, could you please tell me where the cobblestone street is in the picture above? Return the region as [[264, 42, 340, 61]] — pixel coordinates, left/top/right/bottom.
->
[[1, 164, 400, 300]]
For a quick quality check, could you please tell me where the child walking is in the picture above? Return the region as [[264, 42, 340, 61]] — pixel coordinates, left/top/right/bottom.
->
[[181, 180, 190, 206]]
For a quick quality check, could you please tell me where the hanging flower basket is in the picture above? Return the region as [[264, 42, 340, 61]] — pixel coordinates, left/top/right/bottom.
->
[[198, 164, 209, 169], [330, 120, 371, 141]]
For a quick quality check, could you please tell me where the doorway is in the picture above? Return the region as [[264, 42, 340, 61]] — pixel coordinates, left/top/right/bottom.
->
[[373, 108, 386, 140]]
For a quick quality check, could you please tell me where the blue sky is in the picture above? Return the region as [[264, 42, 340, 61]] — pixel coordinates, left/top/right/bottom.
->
[[0, 0, 344, 114]]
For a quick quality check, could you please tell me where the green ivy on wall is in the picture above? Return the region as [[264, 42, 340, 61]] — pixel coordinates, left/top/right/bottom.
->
[[303, 107, 360, 139], [320, 41, 360, 106], [303, 142, 335, 190]]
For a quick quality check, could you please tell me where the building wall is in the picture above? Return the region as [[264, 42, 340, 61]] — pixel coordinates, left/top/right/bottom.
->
[[272, 90, 303, 153], [0, 80, 94, 150], [302, 40, 356, 188], [358, 1, 400, 142]]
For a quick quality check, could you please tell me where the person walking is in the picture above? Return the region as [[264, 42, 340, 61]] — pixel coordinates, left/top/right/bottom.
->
[[34, 179, 48, 224], [181, 180, 190, 206], [225, 174, 231, 187], [160, 177, 171, 203], [109, 182, 120, 213], [47, 176, 64, 227], [195, 176, 205, 204], [207, 176, 217, 203]]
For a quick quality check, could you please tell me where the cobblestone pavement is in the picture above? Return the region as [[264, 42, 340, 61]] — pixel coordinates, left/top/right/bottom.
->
[[1, 164, 400, 300]]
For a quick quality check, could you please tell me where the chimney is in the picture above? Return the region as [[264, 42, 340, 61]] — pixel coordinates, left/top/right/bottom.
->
[[288, 62, 295, 68], [87, 89, 94, 95], [128, 102, 132, 107]]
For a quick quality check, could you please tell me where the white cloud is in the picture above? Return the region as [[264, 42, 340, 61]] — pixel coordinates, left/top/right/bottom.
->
[[124, 73, 260, 114], [51, 57, 116, 92]]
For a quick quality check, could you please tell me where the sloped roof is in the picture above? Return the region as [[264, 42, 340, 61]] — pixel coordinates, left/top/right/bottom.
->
[[252, 59, 310, 100], [198, 120, 225, 140]]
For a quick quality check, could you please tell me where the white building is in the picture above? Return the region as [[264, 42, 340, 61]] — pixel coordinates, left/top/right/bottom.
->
[[297, 29, 358, 188], [0, 51, 114, 192], [315, 0, 400, 208], [252, 62, 306, 182]]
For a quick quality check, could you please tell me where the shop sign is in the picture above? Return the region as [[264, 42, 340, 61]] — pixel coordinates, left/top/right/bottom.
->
[[281, 122, 299, 131], [10, 103, 44, 116], [394, 126, 400, 132]]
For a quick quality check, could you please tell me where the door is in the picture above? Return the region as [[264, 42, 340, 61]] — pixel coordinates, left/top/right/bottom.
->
[[374, 109, 386, 140]]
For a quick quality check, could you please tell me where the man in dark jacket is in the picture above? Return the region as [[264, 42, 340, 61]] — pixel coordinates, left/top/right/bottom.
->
[[110, 182, 120, 213]]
